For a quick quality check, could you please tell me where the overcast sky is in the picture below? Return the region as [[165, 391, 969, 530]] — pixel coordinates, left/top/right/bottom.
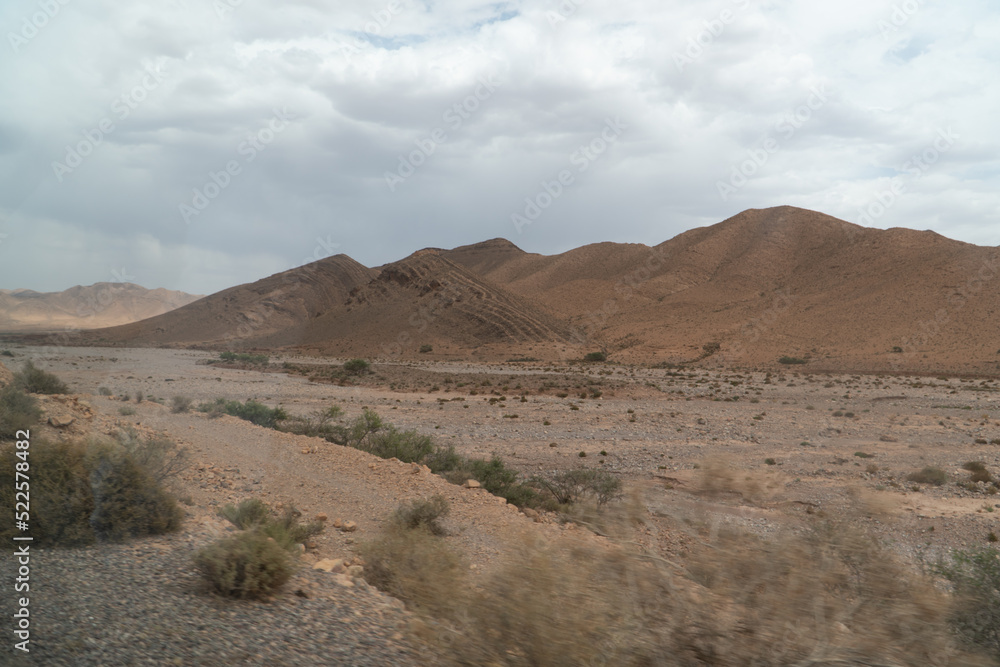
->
[[1, 0, 997, 295]]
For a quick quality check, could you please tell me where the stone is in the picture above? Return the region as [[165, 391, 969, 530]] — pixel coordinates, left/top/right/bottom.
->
[[346, 565, 364, 577], [333, 573, 354, 588], [48, 415, 75, 428], [332, 518, 343, 529], [315, 513, 328, 522], [410, 462, 421, 474], [341, 521, 357, 532], [313, 558, 346, 573], [463, 479, 481, 489], [522, 507, 539, 521]]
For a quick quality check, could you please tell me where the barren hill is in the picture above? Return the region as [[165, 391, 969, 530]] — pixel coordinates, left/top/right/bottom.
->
[[71, 255, 376, 348], [0, 283, 201, 332], [41, 206, 1000, 373]]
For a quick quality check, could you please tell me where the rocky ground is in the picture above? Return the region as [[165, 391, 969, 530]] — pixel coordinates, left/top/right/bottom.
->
[[3, 346, 1000, 664]]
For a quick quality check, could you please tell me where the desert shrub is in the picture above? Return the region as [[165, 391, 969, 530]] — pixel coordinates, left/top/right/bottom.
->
[[424, 444, 464, 474], [419, 344, 433, 353], [583, 351, 606, 362], [86, 440, 184, 542], [934, 547, 1000, 658], [14, 361, 68, 394], [964, 461, 994, 484], [908, 466, 948, 486], [194, 531, 293, 600], [0, 439, 95, 546], [134, 390, 144, 403], [98, 386, 113, 396], [258, 507, 325, 551], [778, 356, 807, 365], [339, 408, 434, 463], [115, 427, 190, 486], [360, 522, 466, 617], [170, 395, 193, 413], [531, 469, 623, 507], [0, 385, 41, 438], [343, 358, 371, 375], [199, 398, 288, 428], [392, 495, 450, 536], [118, 406, 136, 416], [219, 351, 269, 365], [219, 498, 272, 529]]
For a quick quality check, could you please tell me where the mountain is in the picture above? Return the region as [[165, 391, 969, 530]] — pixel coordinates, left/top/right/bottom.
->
[[0, 283, 201, 332], [33, 206, 1000, 373]]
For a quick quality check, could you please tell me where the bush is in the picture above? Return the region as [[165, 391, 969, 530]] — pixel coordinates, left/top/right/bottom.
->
[[14, 361, 68, 394], [86, 440, 184, 542], [583, 351, 606, 362], [0, 386, 41, 438], [419, 344, 433, 354], [907, 466, 948, 486], [219, 498, 271, 529], [98, 386, 113, 396], [194, 531, 294, 600], [778, 356, 807, 365], [964, 461, 994, 484], [118, 406, 136, 416], [343, 358, 371, 375], [0, 439, 95, 546], [360, 522, 466, 617], [393, 495, 450, 536], [171, 395, 193, 413], [341, 408, 434, 463], [198, 398, 288, 428], [532, 469, 623, 507], [934, 547, 1000, 658], [219, 351, 269, 365], [0, 434, 183, 546], [115, 427, 190, 486]]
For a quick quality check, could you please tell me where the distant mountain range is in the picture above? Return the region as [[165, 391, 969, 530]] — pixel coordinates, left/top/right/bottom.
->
[[19, 206, 1000, 373], [0, 283, 201, 333]]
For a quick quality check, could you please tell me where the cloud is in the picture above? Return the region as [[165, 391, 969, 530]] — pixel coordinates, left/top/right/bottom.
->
[[1, 0, 997, 295]]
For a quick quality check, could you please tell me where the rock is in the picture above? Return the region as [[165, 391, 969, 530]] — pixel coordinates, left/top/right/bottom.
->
[[463, 479, 481, 489], [315, 513, 328, 522], [341, 521, 357, 532], [332, 518, 343, 529], [48, 415, 75, 428], [522, 507, 539, 521], [332, 573, 354, 588], [313, 558, 346, 573], [294, 588, 311, 599], [347, 565, 364, 577], [410, 462, 421, 474], [300, 448, 311, 455]]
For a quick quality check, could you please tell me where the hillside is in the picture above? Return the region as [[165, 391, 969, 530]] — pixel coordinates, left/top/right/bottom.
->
[[33, 206, 1000, 373], [0, 283, 201, 332]]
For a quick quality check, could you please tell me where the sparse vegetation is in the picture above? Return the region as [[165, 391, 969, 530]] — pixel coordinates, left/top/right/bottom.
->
[[419, 344, 433, 353], [170, 395, 193, 413], [531, 469, 622, 507], [193, 531, 293, 600], [907, 466, 948, 486], [933, 547, 1000, 659], [343, 358, 371, 375], [778, 356, 807, 365], [98, 386, 113, 396], [583, 351, 606, 362], [219, 351, 269, 365], [392, 495, 450, 536], [964, 461, 994, 484], [14, 360, 68, 394], [219, 498, 272, 529], [198, 398, 288, 428], [0, 385, 41, 438]]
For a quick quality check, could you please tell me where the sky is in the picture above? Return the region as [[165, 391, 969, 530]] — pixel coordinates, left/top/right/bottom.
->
[[0, 0, 998, 296]]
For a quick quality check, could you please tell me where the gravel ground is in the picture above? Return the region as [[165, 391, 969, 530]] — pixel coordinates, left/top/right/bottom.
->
[[1, 520, 421, 666]]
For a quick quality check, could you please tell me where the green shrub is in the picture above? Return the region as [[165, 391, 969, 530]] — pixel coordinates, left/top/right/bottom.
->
[[419, 344, 433, 353], [393, 495, 450, 536], [964, 461, 994, 484], [907, 466, 948, 486], [14, 361, 68, 394], [0, 439, 95, 546], [171, 395, 193, 413], [198, 398, 288, 428], [219, 498, 272, 529], [194, 531, 294, 599], [778, 356, 807, 365], [343, 358, 371, 375], [583, 351, 607, 362], [424, 444, 464, 474], [115, 427, 190, 486], [933, 547, 1000, 658], [86, 441, 184, 542], [219, 351, 269, 365], [0, 386, 41, 438]]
